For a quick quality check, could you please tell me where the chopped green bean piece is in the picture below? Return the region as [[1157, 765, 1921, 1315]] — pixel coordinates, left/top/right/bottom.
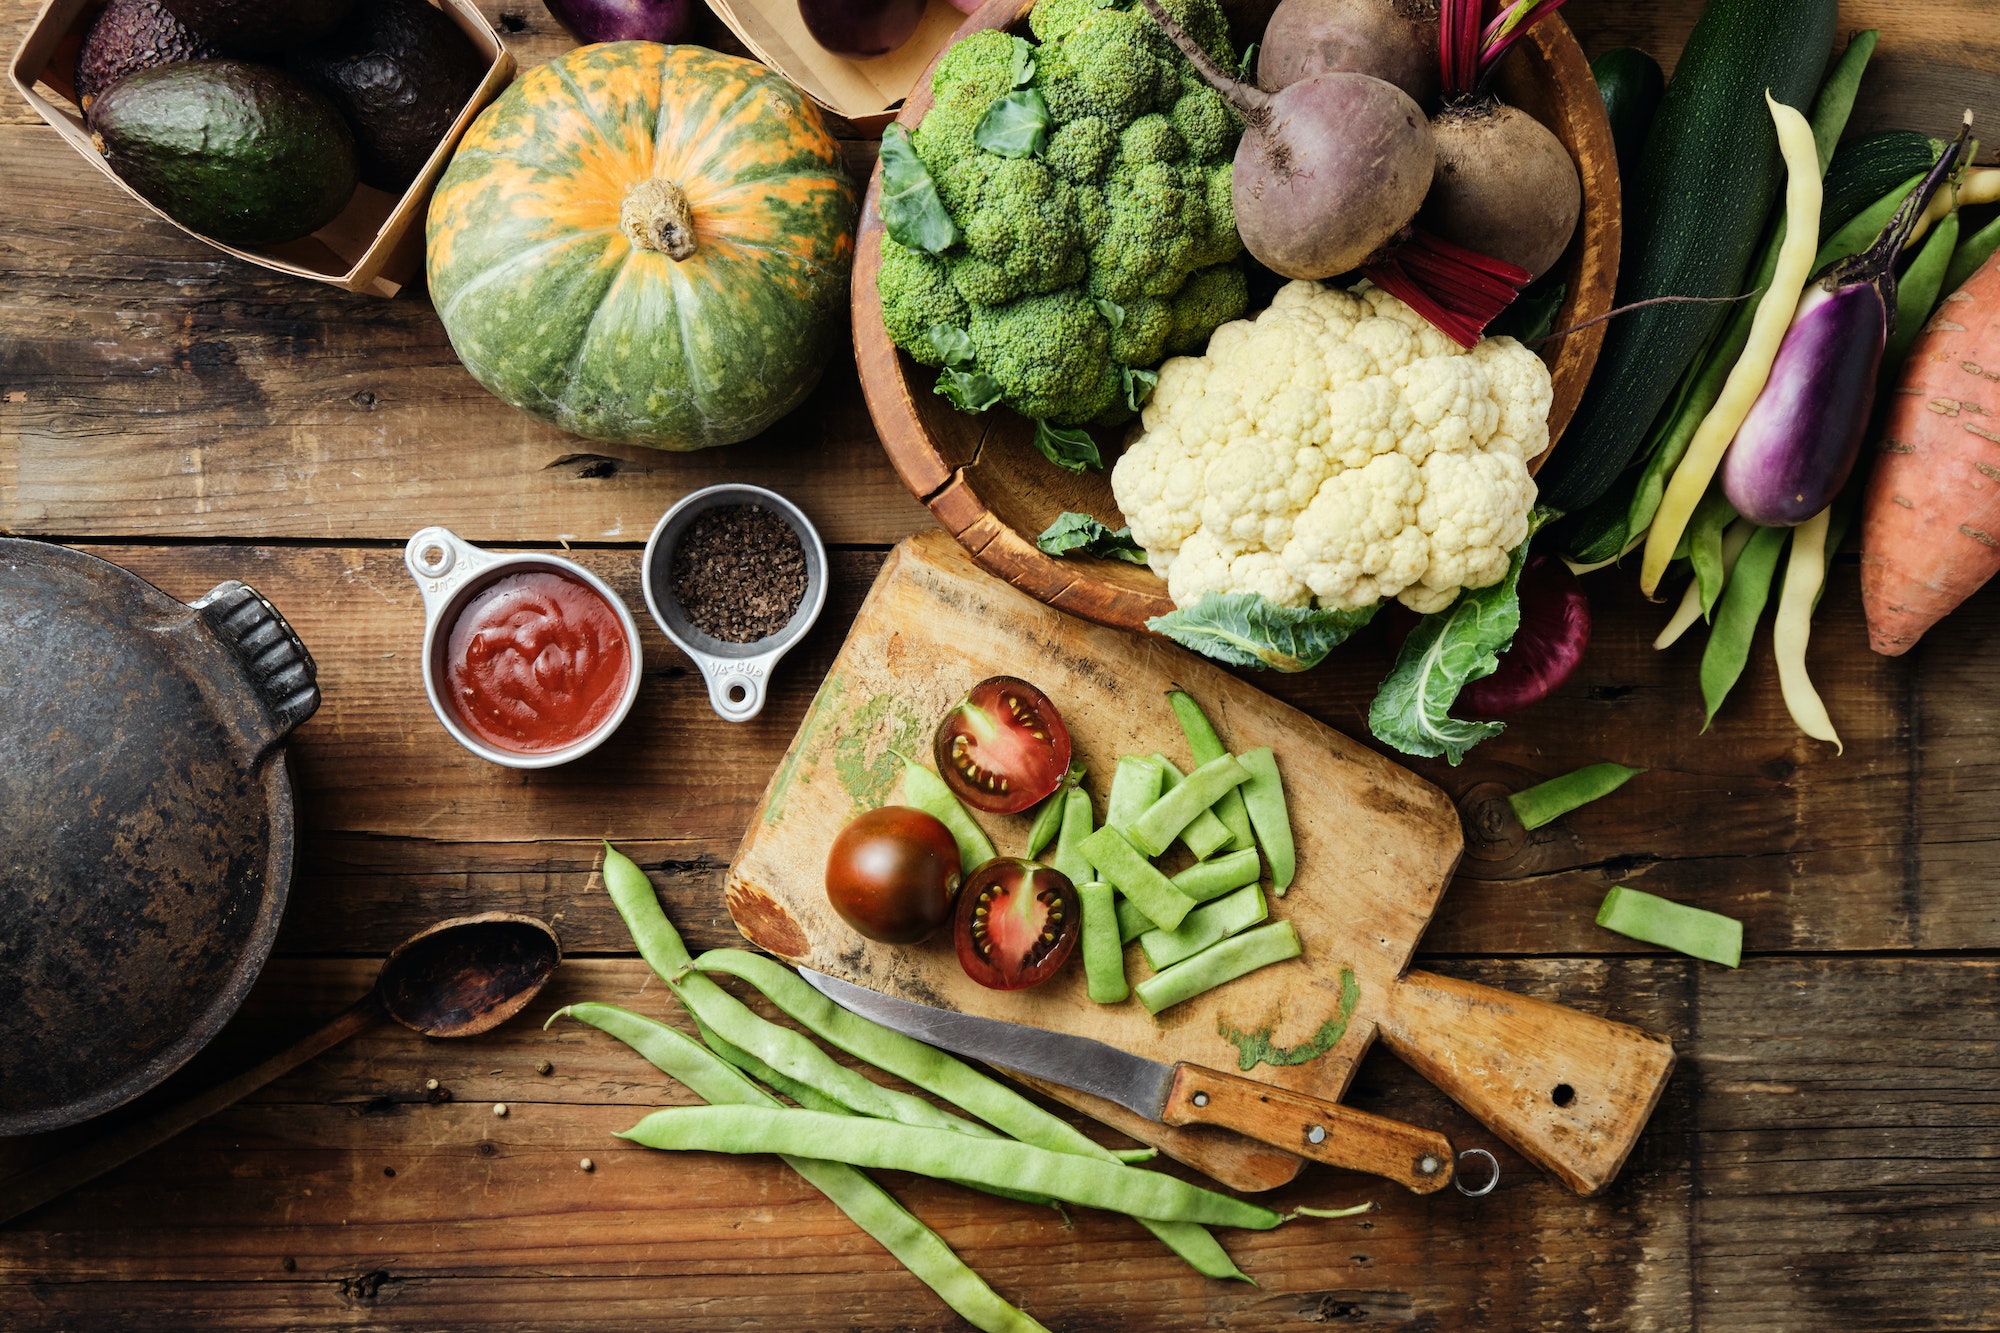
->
[[1134, 920, 1302, 1015], [1106, 755, 1165, 829], [1507, 763, 1645, 831], [901, 757, 998, 870], [1024, 790, 1066, 859], [1079, 881, 1129, 1003], [554, 1003, 1050, 1333], [1125, 754, 1250, 858], [1170, 848, 1262, 903], [1234, 748, 1293, 893], [1140, 883, 1268, 971], [1167, 689, 1255, 851], [1051, 784, 1095, 884], [1116, 894, 1153, 943], [620, 1105, 1285, 1230], [1595, 885, 1742, 967], [1149, 754, 1232, 859], [1080, 826, 1196, 930]]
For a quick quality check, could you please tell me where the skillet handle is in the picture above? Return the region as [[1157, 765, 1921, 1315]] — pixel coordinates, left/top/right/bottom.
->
[[192, 582, 320, 741]]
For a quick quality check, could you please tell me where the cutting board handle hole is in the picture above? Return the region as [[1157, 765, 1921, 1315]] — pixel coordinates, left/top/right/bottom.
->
[[1550, 1083, 1576, 1107]]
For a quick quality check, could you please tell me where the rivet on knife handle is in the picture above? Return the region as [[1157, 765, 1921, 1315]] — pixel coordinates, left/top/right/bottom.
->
[[1160, 1064, 1455, 1194]]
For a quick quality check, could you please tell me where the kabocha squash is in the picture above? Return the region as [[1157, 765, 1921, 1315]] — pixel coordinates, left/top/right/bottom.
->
[[427, 43, 857, 450]]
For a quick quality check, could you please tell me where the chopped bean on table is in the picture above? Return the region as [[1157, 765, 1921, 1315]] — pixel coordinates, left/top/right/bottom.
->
[[1124, 755, 1250, 858], [1149, 754, 1233, 860], [1169, 848, 1263, 903], [1051, 784, 1095, 885], [1234, 747, 1294, 893], [1140, 883, 1268, 971], [1080, 825, 1196, 930], [1079, 880, 1129, 1003], [1596, 885, 1743, 967], [1134, 920, 1303, 1015], [1167, 689, 1256, 851], [1507, 763, 1644, 832], [1106, 755, 1165, 830]]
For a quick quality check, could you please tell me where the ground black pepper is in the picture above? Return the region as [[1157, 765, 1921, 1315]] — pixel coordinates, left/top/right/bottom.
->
[[671, 505, 808, 642]]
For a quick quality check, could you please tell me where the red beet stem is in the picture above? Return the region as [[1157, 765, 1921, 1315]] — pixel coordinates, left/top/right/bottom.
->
[[1478, 0, 1568, 77], [1364, 228, 1532, 348], [1438, 0, 1482, 98]]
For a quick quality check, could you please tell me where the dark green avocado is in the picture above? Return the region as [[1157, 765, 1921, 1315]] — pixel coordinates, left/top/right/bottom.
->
[[74, 0, 221, 110], [157, 0, 356, 54], [289, 0, 485, 193], [88, 61, 359, 247]]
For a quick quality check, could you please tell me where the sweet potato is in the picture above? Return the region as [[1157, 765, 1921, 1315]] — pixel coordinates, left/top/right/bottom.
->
[[1860, 247, 2000, 654]]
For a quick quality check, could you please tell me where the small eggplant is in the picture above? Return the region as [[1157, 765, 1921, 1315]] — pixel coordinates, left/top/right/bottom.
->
[[542, 0, 696, 43], [1721, 115, 1973, 527]]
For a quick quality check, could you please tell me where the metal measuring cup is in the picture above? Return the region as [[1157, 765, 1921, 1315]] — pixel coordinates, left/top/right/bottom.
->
[[640, 485, 827, 723]]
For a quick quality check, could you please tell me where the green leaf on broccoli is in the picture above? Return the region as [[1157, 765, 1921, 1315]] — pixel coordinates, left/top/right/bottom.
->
[[1007, 35, 1035, 86], [1037, 512, 1148, 564], [1031, 420, 1103, 473], [1122, 365, 1158, 412], [880, 124, 958, 254], [975, 89, 1051, 159], [1367, 510, 1553, 764], [1149, 594, 1379, 673], [936, 368, 1003, 412], [1095, 298, 1125, 329], [1239, 42, 1258, 80], [926, 324, 976, 369]]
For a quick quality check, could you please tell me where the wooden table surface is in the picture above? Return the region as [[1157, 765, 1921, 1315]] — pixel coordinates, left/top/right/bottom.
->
[[4, 2, 1999, 1328]]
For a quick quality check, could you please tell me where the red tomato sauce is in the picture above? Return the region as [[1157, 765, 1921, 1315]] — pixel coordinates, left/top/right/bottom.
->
[[444, 569, 632, 754]]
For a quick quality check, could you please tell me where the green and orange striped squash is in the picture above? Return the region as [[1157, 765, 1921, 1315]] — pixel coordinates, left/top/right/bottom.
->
[[427, 43, 857, 451]]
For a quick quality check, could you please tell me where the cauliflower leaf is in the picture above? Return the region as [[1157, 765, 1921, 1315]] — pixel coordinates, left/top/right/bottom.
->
[[1148, 594, 1379, 672]]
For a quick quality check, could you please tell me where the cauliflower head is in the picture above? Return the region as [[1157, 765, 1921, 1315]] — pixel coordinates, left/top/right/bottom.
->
[[1112, 281, 1549, 615]]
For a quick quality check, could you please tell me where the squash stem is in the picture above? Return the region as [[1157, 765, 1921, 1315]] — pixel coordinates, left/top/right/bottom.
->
[[621, 177, 698, 261]]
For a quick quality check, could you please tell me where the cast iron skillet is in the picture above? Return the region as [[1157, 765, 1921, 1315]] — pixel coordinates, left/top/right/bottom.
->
[[0, 539, 319, 1136]]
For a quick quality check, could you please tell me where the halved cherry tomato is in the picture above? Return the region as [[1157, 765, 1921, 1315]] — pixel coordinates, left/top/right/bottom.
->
[[826, 806, 962, 944], [933, 676, 1072, 814], [954, 858, 1080, 990]]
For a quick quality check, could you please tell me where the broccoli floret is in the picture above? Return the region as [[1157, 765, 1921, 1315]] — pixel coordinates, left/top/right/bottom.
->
[[1032, 4, 1178, 129], [1108, 295, 1173, 367], [940, 155, 1088, 307], [1169, 85, 1238, 162], [969, 289, 1123, 424], [878, 238, 969, 367], [1119, 112, 1184, 164], [1046, 115, 1117, 184], [1091, 159, 1209, 302], [913, 30, 1025, 179], [1165, 262, 1248, 355]]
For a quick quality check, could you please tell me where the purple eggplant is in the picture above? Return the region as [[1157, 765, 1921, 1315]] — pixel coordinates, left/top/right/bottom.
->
[[798, 0, 925, 57], [1721, 116, 1973, 527], [542, 0, 696, 43]]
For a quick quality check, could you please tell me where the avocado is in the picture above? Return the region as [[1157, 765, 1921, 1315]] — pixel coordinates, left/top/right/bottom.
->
[[289, 0, 485, 193], [88, 61, 359, 247], [74, 0, 222, 110], [157, 0, 356, 54]]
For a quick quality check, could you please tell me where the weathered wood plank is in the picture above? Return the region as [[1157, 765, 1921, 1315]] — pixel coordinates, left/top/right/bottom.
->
[[56, 541, 1994, 955]]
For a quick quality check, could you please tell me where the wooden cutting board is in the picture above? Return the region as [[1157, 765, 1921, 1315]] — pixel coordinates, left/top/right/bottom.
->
[[725, 532, 1674, 1195]]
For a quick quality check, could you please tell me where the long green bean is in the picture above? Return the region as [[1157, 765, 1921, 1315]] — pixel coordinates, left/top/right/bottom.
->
[[1139, 883, 1267, 971], [1051, 783, 1095, 885], [1171, 848, 1262, 903], [1688, 486, 1740, 618], [1233, 748, 1293, 893], [1125, 755, 1249, 857], [1944, 213, 2000, 295], [1116, 895, 1153, 943], [1149, 754, 1233, 860], [1886, 210, 1960, 370], [691, 947, 1248, 1281], [1699, 525, 1788, 727], [1506, 763, 1644, 832], [1166, 690, 1255, 851], [1080, 826, 1195, 930], [1023, 788, 1066, 859], [901, 758, 998, 870], [551, 1003, 1049, 1333], [1133, 921, 1302, 1016], [620, 1106, 1284, 1229], [1079, 880, 1129, 1004]]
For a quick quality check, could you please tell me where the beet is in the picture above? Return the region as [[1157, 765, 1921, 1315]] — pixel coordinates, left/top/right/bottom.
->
[[1459, 555, 1590, 717], [1258, 0, 1438, 106], [1139, 0, 1433, 280], [1423, 101, 1580, 278], [541, 0, 696, 43]]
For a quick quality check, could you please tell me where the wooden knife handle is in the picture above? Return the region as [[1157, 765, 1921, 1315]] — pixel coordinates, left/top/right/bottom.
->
[[1377, 969, 1677, 1196], [1159, 1063, 1455, 1194]]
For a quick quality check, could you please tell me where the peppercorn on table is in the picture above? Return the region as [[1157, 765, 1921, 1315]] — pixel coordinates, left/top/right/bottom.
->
[[4, 1, 2000, 1328]]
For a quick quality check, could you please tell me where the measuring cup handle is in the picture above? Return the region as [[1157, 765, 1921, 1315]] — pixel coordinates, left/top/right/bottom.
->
[[699, 657, 771, 722], [404, 527, 496, 617]]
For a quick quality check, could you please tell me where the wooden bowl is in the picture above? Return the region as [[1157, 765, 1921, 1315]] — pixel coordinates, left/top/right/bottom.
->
[[853, 0, 1621, 633]]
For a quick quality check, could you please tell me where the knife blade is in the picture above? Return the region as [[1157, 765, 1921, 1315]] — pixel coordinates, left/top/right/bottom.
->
[[800, 969, 1456, 1194]]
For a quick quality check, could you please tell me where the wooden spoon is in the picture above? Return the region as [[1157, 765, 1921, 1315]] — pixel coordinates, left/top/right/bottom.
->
[[0, 912, 560, 1225]]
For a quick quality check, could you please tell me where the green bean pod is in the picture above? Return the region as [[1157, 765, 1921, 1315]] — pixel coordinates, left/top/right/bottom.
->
[[1051, 784, 1095, 885], [1506, 763, 1645, 832], [1149, 755, 1233, 860], [552, 1003, 1050, 1333], [1233, 748, 1293, 893], [620, 1106, 1285, 1229], [1596, 885, 1743, 967], [1125, 755, 1249, 858], [1170, 848, 1263, 904], [1167, 690, 1256, 852], [1023, 784, 1069, 859], [1139, 883, 1268, 972], [901, 758, 998, 870], [1886, 209, 1960, 370], [1134, 920, 1302, 1016], [690, 948, 1248, 1282], [1079, 826, 1195, 930], [1079, 881, 1129, 1004], [1700, 524, 1788, 726], [1944, 213, 2000, 295], [1115, 895, 1152, 943], [1106, 755, 1165, 829]]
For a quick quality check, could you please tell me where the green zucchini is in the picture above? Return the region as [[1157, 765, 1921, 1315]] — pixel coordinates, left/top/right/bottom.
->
[[1536, 0, 1837, 513], [1591, 47, 1665, 198], [1821, 130, 1941, 240]]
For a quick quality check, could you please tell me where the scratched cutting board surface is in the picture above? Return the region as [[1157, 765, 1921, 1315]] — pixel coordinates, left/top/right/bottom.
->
[[725, 531, 1463, 1105]]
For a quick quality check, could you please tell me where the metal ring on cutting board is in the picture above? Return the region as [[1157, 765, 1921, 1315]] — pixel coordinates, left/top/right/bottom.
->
[[1454, 1149, 1500, 1197]]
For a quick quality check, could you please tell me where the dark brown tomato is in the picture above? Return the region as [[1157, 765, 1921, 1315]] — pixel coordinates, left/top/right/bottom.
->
[[825, 806, 962, 944], [933, 676, 1073, 814], [954, 858, 1080, 991]]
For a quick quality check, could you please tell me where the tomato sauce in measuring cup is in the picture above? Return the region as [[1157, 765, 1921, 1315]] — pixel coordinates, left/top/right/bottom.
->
[[443, 569, 633, 754]]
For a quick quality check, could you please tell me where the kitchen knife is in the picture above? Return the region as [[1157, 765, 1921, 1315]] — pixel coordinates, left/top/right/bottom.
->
[[800, 968, 1457, 1194]]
